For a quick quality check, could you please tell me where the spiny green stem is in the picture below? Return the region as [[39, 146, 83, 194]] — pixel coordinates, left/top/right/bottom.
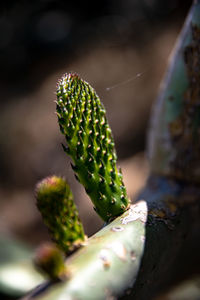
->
[[36, 176, 86, 253], [56, 73, 129, 222]]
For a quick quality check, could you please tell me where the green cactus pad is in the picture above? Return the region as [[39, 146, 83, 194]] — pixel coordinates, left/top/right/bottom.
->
[[56, 73, 130, 222], [36, 176, 86, 253]]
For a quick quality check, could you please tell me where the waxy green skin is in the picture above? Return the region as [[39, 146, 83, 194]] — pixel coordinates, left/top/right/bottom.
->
[[36, 176, 85, 253], [22, 202, 147, 300], [56, 74, 129, 222]]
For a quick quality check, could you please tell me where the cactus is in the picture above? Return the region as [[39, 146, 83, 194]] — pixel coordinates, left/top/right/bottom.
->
[[56, 73, 130, 222], [22, 201, 147, 300], [19, 1, 200, 299], [36, 176, 86, 253], [34, 243, 66, 280], [148, 0, 200, 182]]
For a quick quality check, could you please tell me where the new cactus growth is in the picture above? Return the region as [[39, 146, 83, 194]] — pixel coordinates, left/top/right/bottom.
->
[[34, 243, 66, 280], [36, 176, 86, 253], [56, 73, 129, 222]]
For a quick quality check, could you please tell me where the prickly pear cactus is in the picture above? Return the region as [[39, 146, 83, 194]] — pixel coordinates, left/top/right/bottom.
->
[[56, 73, 130, 222], [36, 176, 85, 253]]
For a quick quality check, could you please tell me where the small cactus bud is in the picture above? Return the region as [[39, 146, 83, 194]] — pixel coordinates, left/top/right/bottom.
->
[[56, 73, 130, 222], [34, 243, 66, 280], [36, 176, 86, 253]]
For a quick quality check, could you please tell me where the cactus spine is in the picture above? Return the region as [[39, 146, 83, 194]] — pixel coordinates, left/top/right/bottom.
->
[[56, 73, 129, 222], [36, 176, 86, 253]]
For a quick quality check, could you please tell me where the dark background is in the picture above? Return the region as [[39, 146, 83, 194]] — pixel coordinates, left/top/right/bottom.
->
[[0, 0, 192, 245]]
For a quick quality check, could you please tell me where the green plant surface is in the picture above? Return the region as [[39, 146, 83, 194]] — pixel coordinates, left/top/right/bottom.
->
[[36, 176, 86, 254], [22, 201, 147, 300], [20, 1, 200, 299], [148, 0, 200, 183], [34, 243, 66, 280], [56, 73, 130, 222]]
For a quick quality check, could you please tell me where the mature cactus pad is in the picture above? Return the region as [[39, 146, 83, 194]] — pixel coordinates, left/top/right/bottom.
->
[[56, 73, 129, 222], [36, 176, 85, 253]]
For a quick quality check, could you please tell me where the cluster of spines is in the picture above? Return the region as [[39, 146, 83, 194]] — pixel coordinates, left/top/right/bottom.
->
[[36, 176, 85, 253], [56, 73, 129, 222]]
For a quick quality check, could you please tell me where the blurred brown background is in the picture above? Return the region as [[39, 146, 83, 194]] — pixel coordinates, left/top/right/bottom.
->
[[0, 0, 192, 247]]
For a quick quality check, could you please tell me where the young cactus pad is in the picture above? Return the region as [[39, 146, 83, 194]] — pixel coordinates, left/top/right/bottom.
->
[[56, 73, 130, 222], [34, 243, 66, 280], [36, 176, 85, 253]]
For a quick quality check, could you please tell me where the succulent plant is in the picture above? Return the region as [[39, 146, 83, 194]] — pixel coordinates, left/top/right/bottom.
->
[[36, 176, 86, 253], [56, 73, 130, 222], [17, 2, 200, 299], [34, 243, 66, 280]]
